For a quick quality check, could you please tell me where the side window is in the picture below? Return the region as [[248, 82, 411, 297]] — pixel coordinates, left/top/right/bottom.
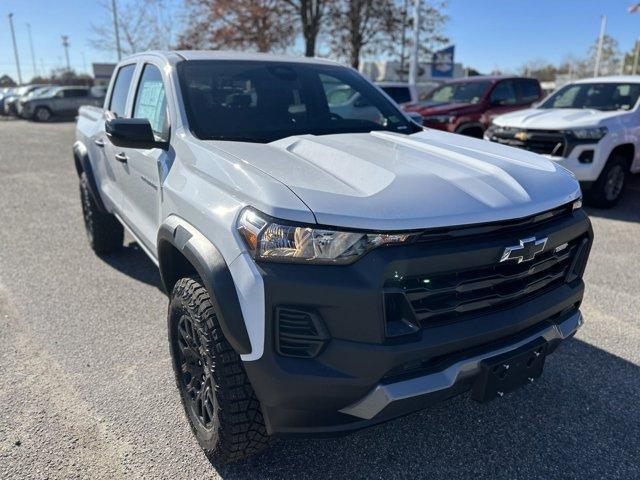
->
[[109, 64, 136, 117], [320, 73, 384, 125], [64, 89, 88, 98], [133, 64, 169, 141], [517, 80, 541, 104], [490, 80, 517, 106]]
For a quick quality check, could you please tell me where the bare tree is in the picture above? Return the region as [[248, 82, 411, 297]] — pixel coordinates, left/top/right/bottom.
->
[[587, 34, 622, 76], [90, 0, 175, 56], [392, 0, 448, 80], [177, 0, 296, 53], [282, 0, 326, 57], [326, 0, 397, 69]]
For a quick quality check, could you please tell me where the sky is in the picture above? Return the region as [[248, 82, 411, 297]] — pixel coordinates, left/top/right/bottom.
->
[[0, 0, 639, 82]]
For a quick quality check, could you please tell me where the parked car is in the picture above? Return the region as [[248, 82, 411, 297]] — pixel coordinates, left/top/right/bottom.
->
[[485, 76, 640, 208], [74, 51, 591, 464], [2, 84, 50, 116], [0, 87, 15, 114], [405, 76, 543, 138], [16, 86, 57, 117], [23, 86, 105, 121], [375, 81, 438, 105]]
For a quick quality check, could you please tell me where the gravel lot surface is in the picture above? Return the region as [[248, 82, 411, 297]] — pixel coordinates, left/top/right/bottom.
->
[[0, 119, 638, 479]]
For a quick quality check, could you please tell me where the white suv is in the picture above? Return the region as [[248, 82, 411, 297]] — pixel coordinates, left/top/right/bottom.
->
[[485, 76, 640, 207]]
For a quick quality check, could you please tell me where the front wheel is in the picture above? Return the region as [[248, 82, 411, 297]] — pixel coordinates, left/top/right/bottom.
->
[[168, 276, 268, 465], [585, 155, 629, 208]]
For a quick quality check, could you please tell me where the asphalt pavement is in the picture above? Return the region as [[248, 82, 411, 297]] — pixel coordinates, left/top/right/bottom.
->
[[0, 118, 638, 479]]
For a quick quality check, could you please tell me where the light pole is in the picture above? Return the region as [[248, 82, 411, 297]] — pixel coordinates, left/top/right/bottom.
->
[[27, 23, 38, 78], [61, 35, 71, 71], [594, 15, 606, 77], [8, 13, 23, 84], [408, 0, 420, 86], [111, 0, 122, 60]]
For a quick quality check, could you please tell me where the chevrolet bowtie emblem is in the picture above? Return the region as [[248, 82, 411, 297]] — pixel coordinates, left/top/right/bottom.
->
[[514, 131, 530, 141], [500, 237, 548, 264]]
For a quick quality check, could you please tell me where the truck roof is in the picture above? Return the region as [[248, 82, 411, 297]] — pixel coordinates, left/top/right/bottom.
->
[[123, 50, 343, 67], [572, 75, 640, 84]]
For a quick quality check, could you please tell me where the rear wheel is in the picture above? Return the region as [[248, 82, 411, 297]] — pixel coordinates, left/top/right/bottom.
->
[[79, 172, 123, 254], [585, 155, 628, 208], [33, 106, 51, 122], [168, 276, 268, 465]]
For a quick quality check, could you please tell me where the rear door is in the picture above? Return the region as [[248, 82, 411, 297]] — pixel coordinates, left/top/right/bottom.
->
[[114, 62, 170, 253]]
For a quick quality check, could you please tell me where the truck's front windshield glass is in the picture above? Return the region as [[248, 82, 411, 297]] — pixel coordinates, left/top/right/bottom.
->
[[540, 82, 640, 111], [177, 60, 420, 143]]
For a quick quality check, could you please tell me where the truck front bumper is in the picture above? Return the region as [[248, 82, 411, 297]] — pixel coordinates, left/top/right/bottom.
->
[[243, 208, 592, 436]]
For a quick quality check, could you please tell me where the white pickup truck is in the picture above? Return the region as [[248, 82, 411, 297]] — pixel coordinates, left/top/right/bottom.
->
[[485, 76, 640, 208], [74, 51, 592, 464]]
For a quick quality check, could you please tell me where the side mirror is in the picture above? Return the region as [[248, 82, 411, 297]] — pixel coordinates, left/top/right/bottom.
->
[[105, 118, 168, 150]]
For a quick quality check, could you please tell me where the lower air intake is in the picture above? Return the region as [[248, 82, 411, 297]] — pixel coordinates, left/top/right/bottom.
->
[[275, 307, 329, 358]]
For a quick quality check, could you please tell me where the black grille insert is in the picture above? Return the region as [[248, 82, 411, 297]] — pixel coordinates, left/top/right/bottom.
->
[[386, 235, 585, 327], [275, 307, 329, 358]]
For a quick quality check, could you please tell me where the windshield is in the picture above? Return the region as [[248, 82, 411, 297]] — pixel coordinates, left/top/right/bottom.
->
[[177, 60, 419, 143], [541, 82, 640, 111], [419, 81, 491, 106]]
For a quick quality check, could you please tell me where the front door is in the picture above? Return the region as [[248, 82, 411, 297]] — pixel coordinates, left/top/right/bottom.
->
[[115, 62, 171, 254]]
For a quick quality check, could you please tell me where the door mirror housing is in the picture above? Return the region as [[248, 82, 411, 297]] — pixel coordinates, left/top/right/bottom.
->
[[105, 118, 168, 150]]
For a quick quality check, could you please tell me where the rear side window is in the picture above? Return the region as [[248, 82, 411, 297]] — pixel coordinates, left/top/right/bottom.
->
[[382, 87, 412, 104], [109, 64, 136, 117], [64, 89, 88, 98], [490, 80, 517, 106], [132, 64, 169, 141], [517, 79, 541, 103]]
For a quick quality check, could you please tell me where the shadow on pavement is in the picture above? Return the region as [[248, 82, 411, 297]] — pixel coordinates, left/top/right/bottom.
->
[[585, 174, 640, 224], [99, 241, 164, 291], [216, 338, 639, 480]]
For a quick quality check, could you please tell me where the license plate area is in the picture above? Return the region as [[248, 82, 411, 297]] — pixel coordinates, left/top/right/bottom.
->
[[471, 338, 548, 403]]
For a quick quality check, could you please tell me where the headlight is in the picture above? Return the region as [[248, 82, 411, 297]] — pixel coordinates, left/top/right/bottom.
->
[[423, 114, 455, 123], [572, 198, 582, 211], [569, 127, 607, 140], [237, 209, 415, 264]]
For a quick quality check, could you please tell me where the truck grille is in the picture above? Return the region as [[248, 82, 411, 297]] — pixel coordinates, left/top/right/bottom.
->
[[385, 234, 586, 327], [490, 129, 567, 156]]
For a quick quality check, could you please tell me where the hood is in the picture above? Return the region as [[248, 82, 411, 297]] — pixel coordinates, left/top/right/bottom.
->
[[203, 130, 580, 230], [408, 102, 476, 116], [493, 107, 622, 129]]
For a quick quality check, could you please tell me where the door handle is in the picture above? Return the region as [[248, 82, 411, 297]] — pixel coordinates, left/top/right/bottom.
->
[[94, 139, 105, 147], [114, 152, 128, 163]]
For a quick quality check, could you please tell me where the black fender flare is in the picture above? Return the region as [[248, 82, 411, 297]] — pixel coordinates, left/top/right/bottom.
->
[[73, 141, 107, 212], [158, 217, 253, 355]]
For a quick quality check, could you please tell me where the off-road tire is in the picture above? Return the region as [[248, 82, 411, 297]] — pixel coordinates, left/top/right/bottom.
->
[[33, 106, 52, 122], [79, 172, 123, 254], [585, 154, 629, 209], [168, 276, 268, 465]]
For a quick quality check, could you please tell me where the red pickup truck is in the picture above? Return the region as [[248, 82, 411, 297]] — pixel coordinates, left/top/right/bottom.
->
[[405, 76, 543, 138]]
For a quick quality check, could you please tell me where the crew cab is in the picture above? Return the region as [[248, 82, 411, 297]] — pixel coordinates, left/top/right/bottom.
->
[[405, 76, 543, 138], [485, 76, 640, 208], [74, 51, 592, 464]]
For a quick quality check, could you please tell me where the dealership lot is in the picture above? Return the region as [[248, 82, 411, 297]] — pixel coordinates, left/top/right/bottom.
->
[[0, 119, 638, 479]]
